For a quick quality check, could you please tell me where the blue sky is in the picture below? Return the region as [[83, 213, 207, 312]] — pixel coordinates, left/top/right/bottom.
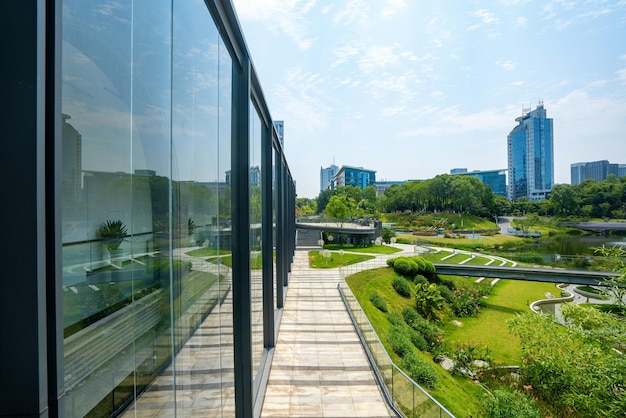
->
[[232, 0, 626, 198]]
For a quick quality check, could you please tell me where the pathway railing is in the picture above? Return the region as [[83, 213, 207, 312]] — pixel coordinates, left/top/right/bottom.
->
[[338, 257, 455, 418]]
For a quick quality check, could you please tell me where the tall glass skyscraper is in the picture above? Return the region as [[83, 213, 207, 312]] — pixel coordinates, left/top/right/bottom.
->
[[507, 102, 554, 201]]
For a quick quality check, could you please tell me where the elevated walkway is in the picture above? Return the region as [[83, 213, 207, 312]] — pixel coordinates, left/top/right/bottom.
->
[[261, 247, 396, 417]]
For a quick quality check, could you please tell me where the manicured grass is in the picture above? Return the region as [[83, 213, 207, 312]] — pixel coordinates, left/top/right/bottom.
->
[[308, 251, 374, 268], [442, 277, 559, 365], [405, 234, 524, 249], [185, 247, 231, 257], [323, 244, 403, 255], [346, 267, 484, 417]]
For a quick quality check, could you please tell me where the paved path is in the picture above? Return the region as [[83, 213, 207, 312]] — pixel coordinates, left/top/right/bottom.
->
[[260, 247, 395, 417]]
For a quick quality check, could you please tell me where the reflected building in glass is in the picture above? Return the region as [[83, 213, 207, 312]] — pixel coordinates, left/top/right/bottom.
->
[[2, 1, 296, 417], [507, 102, 554, 201]]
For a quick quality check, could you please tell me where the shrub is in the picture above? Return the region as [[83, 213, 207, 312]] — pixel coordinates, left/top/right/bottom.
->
[[476, 282, 492, 297], [386, 258, 396, 267], [388, 326, 412, 357], [482, 389, 541, 418], [421, 259, 436, 276], [370, 292, 388, 312], [414, 274, 428, 285], [387, 311, 404, 326], [391, 257, 419, 277], [402, 307, 443, 350], [392, 276, 412, 297], [437, 284, 454, 303], [402, 352, 438, 388], [415, 283, 445, 321], [450, 286, 482, 317], [408, 328, 427, 351]]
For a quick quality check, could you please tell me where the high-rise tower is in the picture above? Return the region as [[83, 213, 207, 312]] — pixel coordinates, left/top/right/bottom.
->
[[507, 102, 554, 201]]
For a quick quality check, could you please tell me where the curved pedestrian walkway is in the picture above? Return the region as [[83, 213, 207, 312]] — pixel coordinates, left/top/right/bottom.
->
[[260, 246, 396, 417]]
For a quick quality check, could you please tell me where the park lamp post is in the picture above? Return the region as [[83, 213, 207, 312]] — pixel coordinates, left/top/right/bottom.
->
[[317, 239, 324, 248], [390, 237, 397, 246], [328, 235, 334, 246]]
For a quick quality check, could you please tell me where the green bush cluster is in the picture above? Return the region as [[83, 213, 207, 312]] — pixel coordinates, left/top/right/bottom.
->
[[387, 311, 404, 326], [388, 326, 412, 357], [370, 292, 388, 312], [387, 256, 436, 279], [402, 307, 443, 350], [392, 276, 412, 297], [481, 389, 542, 418], [450, 286, 483, 317], [402, 352, 439, 389]]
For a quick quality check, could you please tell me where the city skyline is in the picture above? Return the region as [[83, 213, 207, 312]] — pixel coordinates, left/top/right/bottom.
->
[[232, 0, 626, 198]]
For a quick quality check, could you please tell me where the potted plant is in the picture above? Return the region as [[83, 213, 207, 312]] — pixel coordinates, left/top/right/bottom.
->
[[98, 219, 128, 251]]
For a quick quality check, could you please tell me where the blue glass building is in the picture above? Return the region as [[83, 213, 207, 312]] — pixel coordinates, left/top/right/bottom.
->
[[507, 103, 554, 201], [1, 1, 296, 417], [331, 165, 377, 189], [453, 169, 507, 197]]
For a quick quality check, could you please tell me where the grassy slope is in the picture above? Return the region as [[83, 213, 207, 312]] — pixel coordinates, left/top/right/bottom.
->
[[346, 265, 558, 416]]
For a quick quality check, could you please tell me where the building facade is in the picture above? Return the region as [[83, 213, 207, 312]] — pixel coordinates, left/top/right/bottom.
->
[[507, 103, 554, 201], [320, 164, 338, 191], [453, 169, 507, 197], [571, 160, 622, 185], [2, 1, 296, 417], [331, 165, 377, 189]]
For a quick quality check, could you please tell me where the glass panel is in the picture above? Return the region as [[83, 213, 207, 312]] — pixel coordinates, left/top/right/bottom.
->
[[250, 103, 264, 384], [61, 0, 172, 416], [170, 0, 232, 414], [273, 147, 278, 310]]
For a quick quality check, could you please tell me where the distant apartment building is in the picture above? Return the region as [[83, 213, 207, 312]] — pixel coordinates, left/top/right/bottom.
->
[[450, 168, 468, 174], [507, 102, 554, 201], [331, 165, 376, 189], [373, 180, 406, 196], [571, 160, 622, 185], [320, 164, 338, 191], [452, 169, 507, 197]]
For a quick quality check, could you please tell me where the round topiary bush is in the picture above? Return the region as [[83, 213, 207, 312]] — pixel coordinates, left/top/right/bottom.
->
[[402, 352, 438, 388], [388, 326, 412, 357], [392, 257, 414, 276]]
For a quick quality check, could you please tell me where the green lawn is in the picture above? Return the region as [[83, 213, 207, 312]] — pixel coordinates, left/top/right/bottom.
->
[[185, 247, 231, 257], [323, 244, 403, 255], [309, 250, 375, 268], [344, 247, 559, 416]]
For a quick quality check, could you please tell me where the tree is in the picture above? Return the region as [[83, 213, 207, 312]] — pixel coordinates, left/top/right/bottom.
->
[[381, 226, 396, 244], [592, 245, 626, 309], [324, 194, 355, 226], [414, 283, 444, 321], [548, 184, 580, 216]]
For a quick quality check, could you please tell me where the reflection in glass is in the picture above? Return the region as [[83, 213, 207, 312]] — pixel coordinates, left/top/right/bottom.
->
[[250, 103, 264, 386], [61, 0, 233, 416]]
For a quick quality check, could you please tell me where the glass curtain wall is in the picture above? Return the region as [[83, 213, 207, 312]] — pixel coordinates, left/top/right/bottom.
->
[[61, 0, 234, 416], [250, 103, 264, 385]]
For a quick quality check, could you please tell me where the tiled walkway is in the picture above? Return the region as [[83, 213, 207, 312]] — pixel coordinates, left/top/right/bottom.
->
[[260, 247, 395, 417]]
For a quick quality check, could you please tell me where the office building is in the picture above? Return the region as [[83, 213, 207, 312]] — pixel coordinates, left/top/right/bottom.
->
[[453, 169, 508, 197], [620, 164, 626, 178], [2, 1, 296, 417], [450, 168, 468, 174], [507, 102, 554, 201], [571, 160, 622, 185], [331, 165, 377, 189], [373, 180, 407, 196], [320, 164, 338, 191]]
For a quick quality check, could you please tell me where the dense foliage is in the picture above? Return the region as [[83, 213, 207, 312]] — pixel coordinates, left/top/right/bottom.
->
[[381, 174, 496, 217], [508, 304, 626, 417]]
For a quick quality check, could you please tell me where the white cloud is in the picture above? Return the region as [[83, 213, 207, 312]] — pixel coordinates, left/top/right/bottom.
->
[[619, 54, 626, 60], [515, 16, 528, 27], [617, 68, 626, 83], [381, 0, 406, 17], [381, 105, 407, 117], [334, 0, 369, 26], [232, 0, 316, 50], [467, 9, 500, 37], [331, 41, 361, 67], [358, 45, 401, 72], [497, 60, 517, 71]]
